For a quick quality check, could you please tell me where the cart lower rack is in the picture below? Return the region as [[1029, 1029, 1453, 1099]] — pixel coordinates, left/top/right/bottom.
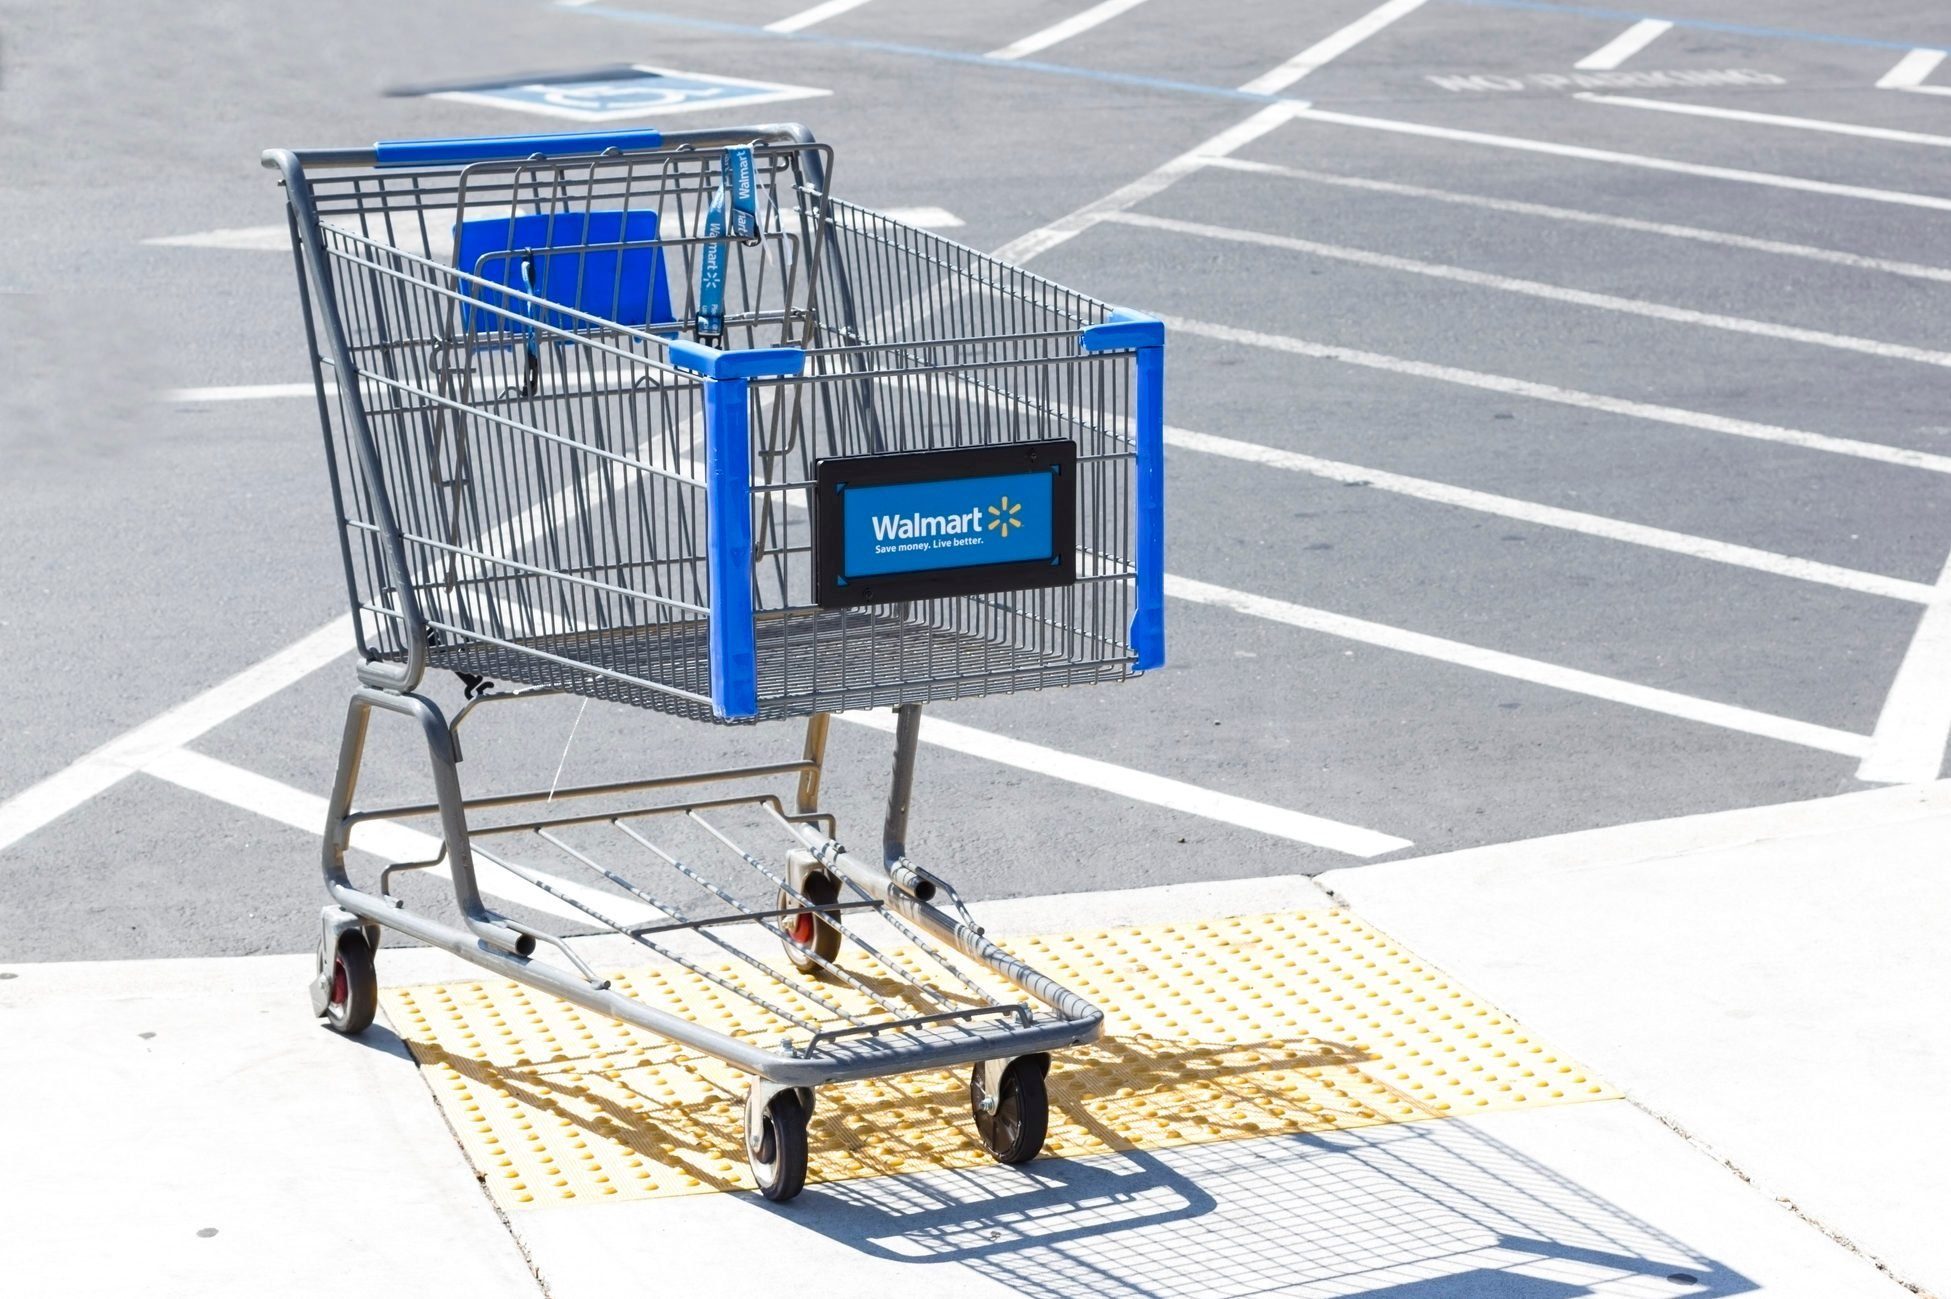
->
[[265, 122, 1163, 1199]]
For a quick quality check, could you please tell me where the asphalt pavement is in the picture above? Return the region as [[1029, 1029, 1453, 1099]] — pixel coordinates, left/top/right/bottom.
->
[[5, 0, 1950, 964]]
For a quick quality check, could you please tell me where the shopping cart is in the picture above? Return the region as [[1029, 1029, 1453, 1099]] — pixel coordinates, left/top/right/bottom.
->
[[263, 123, 1165, 1201]]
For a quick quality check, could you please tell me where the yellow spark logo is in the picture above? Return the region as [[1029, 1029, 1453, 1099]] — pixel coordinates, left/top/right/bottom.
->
[[987, 497, 1023, 538]]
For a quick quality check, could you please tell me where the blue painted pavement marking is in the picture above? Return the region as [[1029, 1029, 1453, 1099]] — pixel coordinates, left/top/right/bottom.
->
[[424, 64, 828, 121]]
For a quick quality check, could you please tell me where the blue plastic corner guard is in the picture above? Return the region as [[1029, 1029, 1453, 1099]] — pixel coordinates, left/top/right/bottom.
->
[[666, 339, 807, 380], [669, 341, 806, 717], [701, 375, 760, 719], [373, 129, 667, 168], [683, 342, 804, 719], [1078, 307, 1167, 354], [1079, 309, 1166, 672]]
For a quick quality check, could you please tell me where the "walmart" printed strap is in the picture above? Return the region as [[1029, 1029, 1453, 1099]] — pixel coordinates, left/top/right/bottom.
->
[[695, 146, 760, 345]]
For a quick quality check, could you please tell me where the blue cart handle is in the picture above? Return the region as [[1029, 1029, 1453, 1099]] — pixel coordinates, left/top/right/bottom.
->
[[374, 129, 667, 168]]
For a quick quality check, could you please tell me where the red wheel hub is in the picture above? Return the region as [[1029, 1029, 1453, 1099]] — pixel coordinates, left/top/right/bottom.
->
[[329, 955, 349, 1009], [790, 912, 815, 945]]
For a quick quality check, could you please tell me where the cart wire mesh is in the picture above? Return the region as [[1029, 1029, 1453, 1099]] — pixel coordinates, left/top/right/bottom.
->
[[285, 139, 1146, 722], [393, 790, 1056, 1065]]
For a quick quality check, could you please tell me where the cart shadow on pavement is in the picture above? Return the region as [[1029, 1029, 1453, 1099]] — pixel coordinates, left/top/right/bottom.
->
[[769, 1111, 1753, 1299], [397, 1026, 1394, 1196], [380, 974, 1749, 1295]]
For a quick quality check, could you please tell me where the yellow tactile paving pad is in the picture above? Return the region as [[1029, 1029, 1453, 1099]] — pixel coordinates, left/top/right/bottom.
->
[[381, 910, 1615, 1208]]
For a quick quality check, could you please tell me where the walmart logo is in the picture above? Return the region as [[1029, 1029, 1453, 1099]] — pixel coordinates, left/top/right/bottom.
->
[[987, 496, 1023, 538]]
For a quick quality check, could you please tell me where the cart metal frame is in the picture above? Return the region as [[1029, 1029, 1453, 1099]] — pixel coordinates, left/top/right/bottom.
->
[[264, 122, 1164, 1200]]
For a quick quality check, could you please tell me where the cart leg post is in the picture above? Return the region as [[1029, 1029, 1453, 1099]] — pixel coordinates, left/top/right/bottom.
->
[[882, 702, 922, 867], [321, 688, 535, 960], [796, 712, 830, 814]]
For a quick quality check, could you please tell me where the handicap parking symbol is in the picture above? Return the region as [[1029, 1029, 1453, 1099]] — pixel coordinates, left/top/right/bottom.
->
[[421, 65, 829, 122]]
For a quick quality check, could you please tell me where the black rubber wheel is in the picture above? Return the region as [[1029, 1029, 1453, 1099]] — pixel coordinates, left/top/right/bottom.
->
[[747, 1090, 810, 1203], [971, 1054, 1051, 1165], [322, 933, 378, 1036], [778, 874, 842, 976]]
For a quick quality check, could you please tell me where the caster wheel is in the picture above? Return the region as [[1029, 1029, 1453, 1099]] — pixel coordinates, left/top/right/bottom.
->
[[322, 932, 378, 1036], [971, 1054, 1050, 1165], [747, 1089, 810, 1203], [778, 874, 841, 976]]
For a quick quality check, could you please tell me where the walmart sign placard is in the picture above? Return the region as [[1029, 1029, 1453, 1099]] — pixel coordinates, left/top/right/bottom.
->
[[814, 441, 1077, 608]]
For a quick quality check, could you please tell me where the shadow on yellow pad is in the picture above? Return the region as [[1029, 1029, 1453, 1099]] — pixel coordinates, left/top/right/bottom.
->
[[381, 910, 1614, 1208]]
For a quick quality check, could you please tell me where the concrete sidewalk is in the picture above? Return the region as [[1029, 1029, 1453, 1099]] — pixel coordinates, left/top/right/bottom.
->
[[4, 794, 1939, 1298], [1322, 778, 1951, 1297]]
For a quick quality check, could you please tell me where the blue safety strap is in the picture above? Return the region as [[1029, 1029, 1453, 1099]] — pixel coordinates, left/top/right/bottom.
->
[[694, 146, 760, 344], [516, 251, 543, 395]]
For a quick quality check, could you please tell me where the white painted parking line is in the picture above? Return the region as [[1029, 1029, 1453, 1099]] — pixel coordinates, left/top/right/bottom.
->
[[169, 381, 323, 402], [990, 101, 1298, 264], [987, 0, 1151, 62], [764, 0, 873, 34], [1109, 210, 1951, 370], [144, 707, 1409, 865], [1158, 312, 1951, 475], [1292, 105, 1951, 214], [1239, 0, 1427, 95], [1205, 157, 1951, 285], [143, 749, 665, 926], [1877, 47, 1951, 95], [878, 205, 964, 229], [1166, 576, 1871, 759], [1166, 426, 1932, 603], [0, 617, 353, 856], [1856, 551, 1951, 784], [1579, 93, 1951, 148], [1574, 18, 1671, 71], [144, 225, 291, 252], [838, 710, 1412, 855]]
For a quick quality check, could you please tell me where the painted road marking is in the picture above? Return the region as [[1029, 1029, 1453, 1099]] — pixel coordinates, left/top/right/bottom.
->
[[1205, 157, 1951, 285], [987, 0, 1151, 62], [1157, 312, 1951, 476], [565, 1, 1288, 107], [142, 749, 664, 928], [1575, 18, 1672, 70], [140, 706, 1409, 864], [169, 382, 322, 402], [764, 0, 873, 34], [1239, 0, 1427, 94], [1855, 550, 1951, 784], [1579, 92, 1951, 148], [1109, 210, 1951, 371], [144, 226, 290, 252], [1429, 68, 1782, 93], [419, 65, 828, 122], [1876, 47, 1951, 95], [878, 205, 964, 229], [1165, 576, 1871, 759], [839, 710, 1413, 855], [1165, 426, 1932, 603], [0, 618, 353, 855], [991, 101, 1298, 264], [1292, 105, 1951, 214]]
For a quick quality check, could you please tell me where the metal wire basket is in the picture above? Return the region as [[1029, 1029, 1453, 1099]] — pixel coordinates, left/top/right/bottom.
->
[[277, 124, 1164, 723]]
